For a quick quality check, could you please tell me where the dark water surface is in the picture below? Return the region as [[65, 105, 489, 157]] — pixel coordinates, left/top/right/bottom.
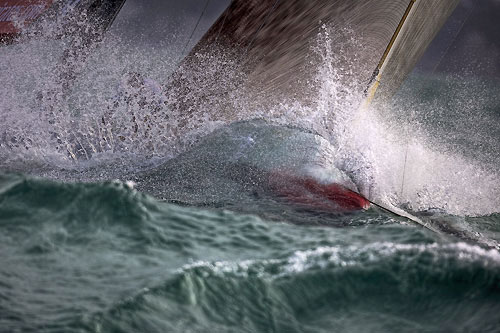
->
[[1, 172, 500, 333], [2, 120, 500, 332], [1, 8, 500, 329]]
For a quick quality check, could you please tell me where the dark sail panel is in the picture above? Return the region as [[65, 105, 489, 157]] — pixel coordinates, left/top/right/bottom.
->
[[174, 0, 462, 113], [176, 0, 411, 110]]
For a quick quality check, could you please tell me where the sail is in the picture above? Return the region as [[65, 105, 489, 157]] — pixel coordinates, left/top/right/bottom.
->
[[367, 0, 461, 105], [172, 0, 460, 112]]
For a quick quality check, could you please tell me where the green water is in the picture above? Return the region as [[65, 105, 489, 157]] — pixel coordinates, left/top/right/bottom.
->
[[1, 174, 500, 332], [1, 47, 500, 331], [2, 117, 500, 333]]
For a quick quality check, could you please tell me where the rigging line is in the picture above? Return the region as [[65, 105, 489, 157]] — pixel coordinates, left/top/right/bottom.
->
[[400, 142, 409, 198], [365, 196, 440, 234], [181, 0, 211, 57], [400, 109, 416, 201], [368, 195, 499, 249], [215, 0, 233, 42], [361, 0, 416, 107]]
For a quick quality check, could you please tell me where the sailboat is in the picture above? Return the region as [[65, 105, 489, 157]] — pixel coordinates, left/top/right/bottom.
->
[[168, 0, 460, 112], [160, 0, 460, 224], [161, 0, 498, 249], [6, 0, 494, 245], [2, 0, 458, 104]]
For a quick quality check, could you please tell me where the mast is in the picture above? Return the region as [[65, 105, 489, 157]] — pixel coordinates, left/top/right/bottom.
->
[[170, 0, 460, 116], [169, 0, 411, 114], [363, 0, 460, 106]]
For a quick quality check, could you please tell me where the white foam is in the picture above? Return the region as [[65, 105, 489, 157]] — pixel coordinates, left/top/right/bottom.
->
[[178, 242, 500, 281], [1, 20, 498, 217]]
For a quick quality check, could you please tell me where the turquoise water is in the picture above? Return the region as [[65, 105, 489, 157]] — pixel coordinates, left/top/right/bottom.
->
[[2, 172, 500, 332], [1, 17, 500, 331], [2, 120, 500, 332]]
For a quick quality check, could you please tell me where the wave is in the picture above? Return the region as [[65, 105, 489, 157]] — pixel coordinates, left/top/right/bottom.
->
[[1, 172, 499, 332], [85, 242, 500, 333], [1, 24, 499, 218], [1, 9, 499, 333], [0, 173, 154, 227]]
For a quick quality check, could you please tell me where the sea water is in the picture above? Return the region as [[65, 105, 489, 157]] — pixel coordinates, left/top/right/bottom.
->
[[1, 21, 500, 332]]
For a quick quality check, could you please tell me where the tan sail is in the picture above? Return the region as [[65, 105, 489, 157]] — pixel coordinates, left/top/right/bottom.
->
[[365, 0, 460, 106], [173, 0, 460, 112]]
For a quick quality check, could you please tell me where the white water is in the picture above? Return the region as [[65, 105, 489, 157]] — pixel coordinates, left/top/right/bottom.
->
[[0, 20, 498, 217]]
